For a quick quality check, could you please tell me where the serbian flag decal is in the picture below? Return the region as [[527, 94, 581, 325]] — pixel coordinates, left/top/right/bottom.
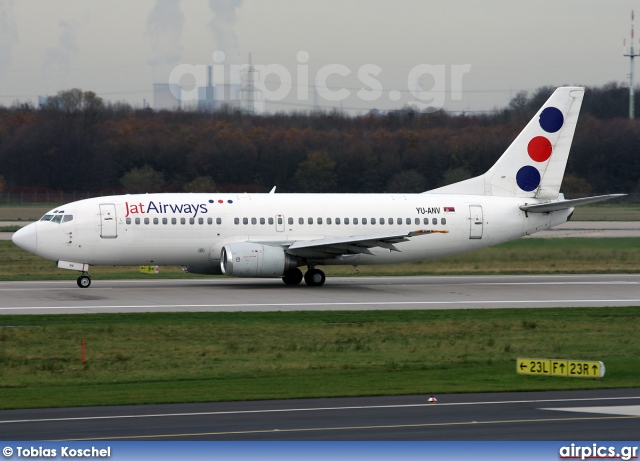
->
[[444, 207, 455, 213]]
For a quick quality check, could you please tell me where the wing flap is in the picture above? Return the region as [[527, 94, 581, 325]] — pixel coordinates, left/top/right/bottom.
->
[[285, 230, 448, 258]]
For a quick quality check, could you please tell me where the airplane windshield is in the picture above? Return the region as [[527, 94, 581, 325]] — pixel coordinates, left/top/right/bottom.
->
[[40, 214, 73, 224]]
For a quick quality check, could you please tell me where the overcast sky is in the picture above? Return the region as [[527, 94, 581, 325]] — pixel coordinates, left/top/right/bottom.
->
[[1, 0, 638, 113]]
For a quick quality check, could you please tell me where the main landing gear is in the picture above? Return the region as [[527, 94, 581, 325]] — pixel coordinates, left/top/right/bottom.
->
[[281, 267, 326, 287], [77, 273, 91, 288]]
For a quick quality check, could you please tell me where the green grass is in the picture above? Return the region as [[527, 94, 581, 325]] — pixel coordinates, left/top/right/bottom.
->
[[0, 308, 638, 409], [570, 204, 640, 221], [2, 238, 638, 281]]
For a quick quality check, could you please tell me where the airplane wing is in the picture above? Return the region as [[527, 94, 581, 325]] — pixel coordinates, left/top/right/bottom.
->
[[519, 194, 626, 213], [282, 230, 448, 258]]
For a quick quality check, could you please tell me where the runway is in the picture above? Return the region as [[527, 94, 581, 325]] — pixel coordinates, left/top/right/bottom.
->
[[1, 389, 639, 440], [0, 274, 638, 315]]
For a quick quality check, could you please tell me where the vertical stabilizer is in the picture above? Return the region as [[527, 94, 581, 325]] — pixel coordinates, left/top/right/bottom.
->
[[427, 87, 584, 198]]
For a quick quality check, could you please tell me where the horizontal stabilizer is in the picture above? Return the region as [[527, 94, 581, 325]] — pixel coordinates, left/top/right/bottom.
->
[[519, 194, 626, 213]]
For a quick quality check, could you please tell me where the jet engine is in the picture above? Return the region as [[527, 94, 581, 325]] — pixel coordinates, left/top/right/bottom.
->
[[220, 242, 298, 277]]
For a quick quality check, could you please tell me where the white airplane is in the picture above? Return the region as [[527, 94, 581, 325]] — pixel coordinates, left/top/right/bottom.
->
[[12, 87, 623, 288]]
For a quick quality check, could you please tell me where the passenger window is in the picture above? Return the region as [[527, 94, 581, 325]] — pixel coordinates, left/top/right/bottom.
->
[[397, 218, 402, 225], [126, 218, 131, 225], [135, 218, 141, 225], [353, 218, 358, 225], [441, 218, 447, 225], [432, 218, 437, 225], [243, 217, 248, 225], [371, 218, 376, 224], [162, 218, 168, 225], [308, 217, 313, 225], [362, 218, 367, 225], [406, 218, 411, 225], [344, 218, 349, 225], [217, 218, 222, 225], [188, 218, 193, 225], [335, 218, 341, 225], [260, 217, 265, 225], [180, 218, 186, 225], [144, 218, 150, 225], [288, 217, 293, 225], [270, 217, 275, 225], [234, 218, 240, 225], [298, 217, 304, 225], [380, 218, 385, 225], [199, 217, 204, 225], [251, 217, 257, 225], [327, 218, 332, 224], [415, 218, 419, 225], [424, 217, 429, 225], [207, 217, 213, 225], [172, 217, 177, 225], [153, 218, 159, 225], [318, 217, 323, 225]]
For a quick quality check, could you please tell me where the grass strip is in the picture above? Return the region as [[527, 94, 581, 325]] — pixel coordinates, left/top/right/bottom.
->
[[0, 308, 638, 409]]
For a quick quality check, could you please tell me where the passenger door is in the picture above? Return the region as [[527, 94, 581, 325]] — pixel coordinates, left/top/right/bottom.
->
[[99, 204, 118, 239], [469, 205, 483, 239]]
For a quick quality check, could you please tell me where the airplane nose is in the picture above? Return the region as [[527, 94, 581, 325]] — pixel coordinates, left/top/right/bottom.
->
[[12, 222, 37, 254]]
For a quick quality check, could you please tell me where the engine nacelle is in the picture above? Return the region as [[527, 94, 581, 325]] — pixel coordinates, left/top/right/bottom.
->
[[220, 242, 298, 278]]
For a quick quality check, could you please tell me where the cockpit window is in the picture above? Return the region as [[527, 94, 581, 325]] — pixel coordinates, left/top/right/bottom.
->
[[41, 214, 73, 224]]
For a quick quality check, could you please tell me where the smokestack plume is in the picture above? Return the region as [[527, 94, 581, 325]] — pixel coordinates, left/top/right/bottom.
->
[[147, 0, 185, 82], [42, 20, 79, 94], [208, 0, 244, 61], [0, 0, 19, 85]]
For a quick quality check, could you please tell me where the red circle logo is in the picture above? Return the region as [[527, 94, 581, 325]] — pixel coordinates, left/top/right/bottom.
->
[[527, 136, 552, 162]]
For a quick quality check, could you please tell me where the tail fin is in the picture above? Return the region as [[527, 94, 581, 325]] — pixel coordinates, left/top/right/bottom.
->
[[428, 87, 584, 198]]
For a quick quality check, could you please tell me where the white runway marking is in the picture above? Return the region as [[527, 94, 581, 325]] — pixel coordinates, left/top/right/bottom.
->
[[542, 405, 640, 416], [2, 396, 640, 425]]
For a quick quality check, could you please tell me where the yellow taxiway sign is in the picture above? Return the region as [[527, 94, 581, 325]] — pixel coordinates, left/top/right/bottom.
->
[[517, 358, 605, 378]]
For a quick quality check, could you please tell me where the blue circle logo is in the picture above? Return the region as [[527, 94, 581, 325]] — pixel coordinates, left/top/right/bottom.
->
[[539, 107, 564, 133], [516, 166, 541, 192]]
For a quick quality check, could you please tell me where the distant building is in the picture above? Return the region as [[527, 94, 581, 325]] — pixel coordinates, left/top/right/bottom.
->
[[215, 83, 242, 110], [197, 85, 216, 112], [153, 83, 181, 111], [38, 96, 50, 108]]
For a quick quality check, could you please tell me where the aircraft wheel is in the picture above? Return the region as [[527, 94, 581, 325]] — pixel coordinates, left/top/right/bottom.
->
[[304, 268, 326, 287], [77, 275, 91, 288], [282, 268, 303, 285]]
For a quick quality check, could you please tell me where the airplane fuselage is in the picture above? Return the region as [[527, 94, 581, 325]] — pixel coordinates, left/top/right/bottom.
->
[[28, 192, 571, 271]]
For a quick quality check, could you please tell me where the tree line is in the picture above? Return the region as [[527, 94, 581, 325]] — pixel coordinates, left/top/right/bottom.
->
[[0, 83, 638, 199]]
